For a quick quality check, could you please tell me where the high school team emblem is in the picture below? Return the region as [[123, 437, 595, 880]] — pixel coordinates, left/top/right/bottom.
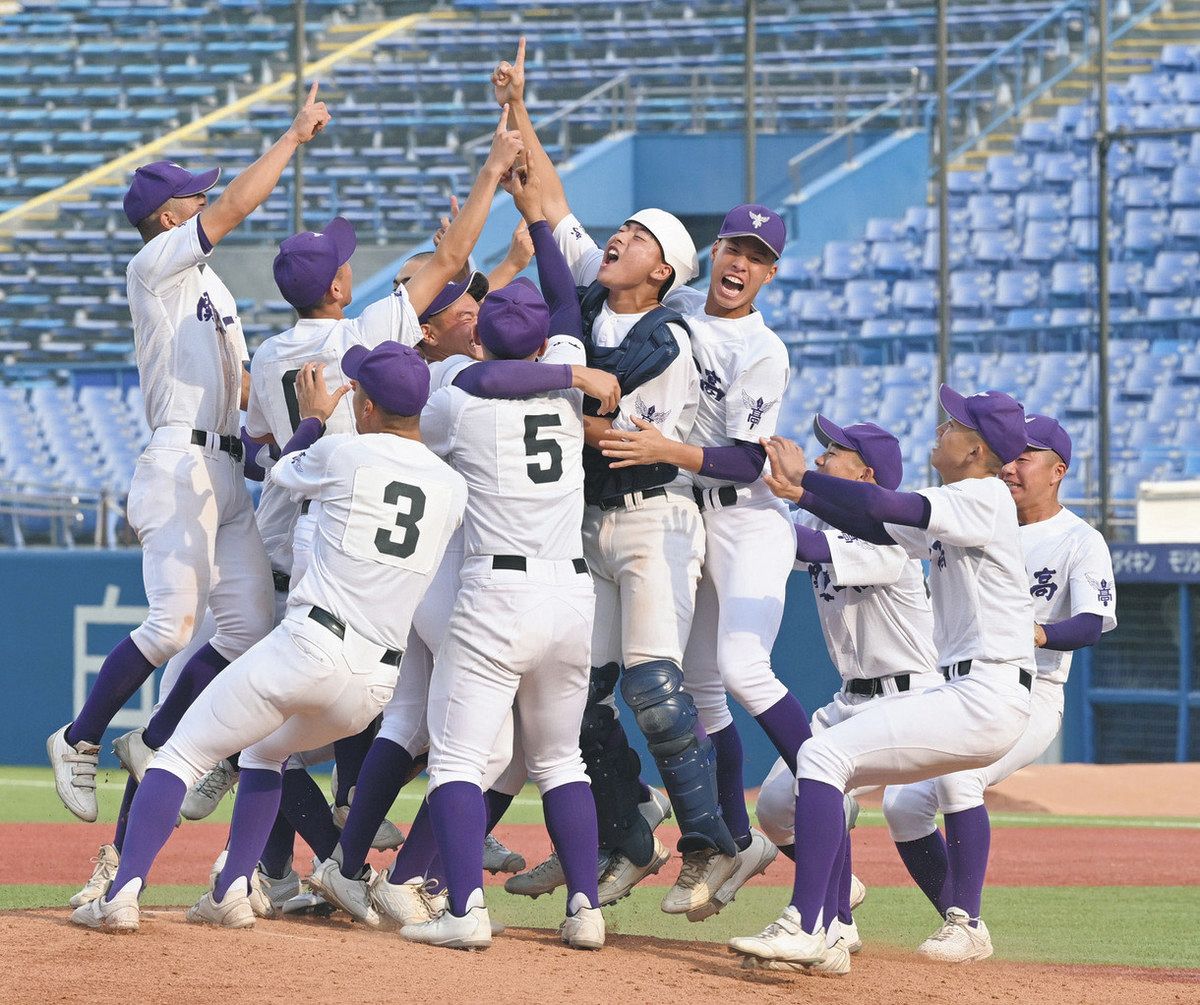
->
[[634, 395, 670, 425], [1085, 573, 1114, 607], [1030, 567, 1058, 600], [749, 210, 769, 229], [700, 368, 726, 401], [740, 390, 778, 428]]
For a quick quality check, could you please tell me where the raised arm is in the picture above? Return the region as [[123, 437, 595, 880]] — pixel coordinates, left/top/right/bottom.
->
[[493, 38, 571, 229], [200, 81, 330, 246], [509, 168, 580, 336]]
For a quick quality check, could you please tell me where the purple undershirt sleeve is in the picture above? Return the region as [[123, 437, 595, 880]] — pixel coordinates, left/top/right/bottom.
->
[[699, 441, 767, 483], [1040, 612, 1103, 651], [240, 427, 266, 482], [801, 470, 932, 528], [196, 215, 212, 254], [797, 488, 898, 546], [529, 220, 583, 339], [280, 417, 324, 457], [794, 522, 833, 563], [452, 361, 573, 397]]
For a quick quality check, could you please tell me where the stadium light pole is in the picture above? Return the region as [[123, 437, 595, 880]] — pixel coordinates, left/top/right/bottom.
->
[[935, 0, 951, 399], [293, 0, 306, 234], [1095, 0, 1112, 539], [744, 0, 756, 203]]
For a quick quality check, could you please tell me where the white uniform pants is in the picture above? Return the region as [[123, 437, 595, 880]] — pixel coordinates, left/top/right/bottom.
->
[[683, 497, 795, 731], [152, 609, 398, 785], [756, 671, 943, 846], [796, 661, 1033, 793], [127, 430, 272, 666], [883, 678, 1064, 842], [426, 557, 594, 795], [584, 489, 704, 669]]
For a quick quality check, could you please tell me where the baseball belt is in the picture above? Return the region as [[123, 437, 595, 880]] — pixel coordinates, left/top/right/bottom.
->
[[845, 674, 911, 697], [941, 659, 1033, 691], [190, 428, 244, 462], [492, 555, 589, 575], [596, 487, 668, 512], [306, 605, 403, 667], [272, 570, 290, 594]]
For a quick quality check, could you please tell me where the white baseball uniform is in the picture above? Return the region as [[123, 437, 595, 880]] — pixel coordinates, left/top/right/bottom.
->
[[756, 514, 941, 846], [553, 215, 705, 670], [152, 432, 467, 785], [795, 476, 1034, 793], [420, 350, 595, 795], [884, 505, 1116, 840], [663, 283, 795, 730], [124, 215, 272, 665]]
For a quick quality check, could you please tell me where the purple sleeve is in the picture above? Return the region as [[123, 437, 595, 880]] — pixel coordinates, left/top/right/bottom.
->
[[529, 220, 582, 338], [801, 471, 931, 528], [798, 488, 897, 546], [240, 427, 266, 482], [1041, 612, 1103, 651], [794, 522, 833, 563], [700, 441, 767, 483], [280, 417, 324, 457], [452, 361, 573, 397], [196, 215, 212, 254]]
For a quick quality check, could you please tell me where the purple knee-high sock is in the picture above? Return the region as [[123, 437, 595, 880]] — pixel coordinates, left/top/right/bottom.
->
[[838, 833, 854, 924], [338, 737, 414, 878], [709, 724, 752, 850], [895, 830, 952, 917], [108, 768, 187, 892], [66, 636, 155, 746], [485, 789, 514, 832], [753, 693, 812, 774], [142, 643, 228, 749], [259, 811, 297, 878], [214, 768, 283, 901], [542, 781, 600, 909], [388, 798, 439, 884], [427, 781, 486, 916], [112, 776, 138, 853], [332, 719, 378, 806], [789, 779, 846, 933], [823, 828, 848, 937], [944, 805, 991, 922], [279, 768, 341, 863]]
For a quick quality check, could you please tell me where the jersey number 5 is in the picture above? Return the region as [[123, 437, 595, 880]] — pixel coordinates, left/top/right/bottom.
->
[[524, 414, 564, 484], [374, 482, 425, 559]]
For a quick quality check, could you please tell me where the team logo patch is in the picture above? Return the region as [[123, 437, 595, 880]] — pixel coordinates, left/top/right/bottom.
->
[[1030, 567, 1058, 601], [1085, 573, 1114, 607], [196, 292, 233, 336], [572, 225, 584, 240], [930, 540, 947, 570], [633, 395, 670, 426], [741, 391, 779, 429], [700, 368, 726, 402], [808, 562, 866, 602], [749, 210, 769, 230]]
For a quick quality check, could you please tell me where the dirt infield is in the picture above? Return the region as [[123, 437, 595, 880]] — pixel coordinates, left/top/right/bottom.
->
[[1, 907, 1195, 1005]]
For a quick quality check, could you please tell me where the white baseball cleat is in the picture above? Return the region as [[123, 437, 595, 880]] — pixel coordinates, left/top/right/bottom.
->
[[849, 873, 867, 910], [47, 725, 100, 822], [483, 833, 526, 874], [504, 852, 566, 898], [112, 727, 155, 783], [208, 850, 274, 919], [308, 857, 380, 927], [70, 878, 141, 932], [916, 907, 994, 962], [258, 866, 301, 913], [597, 836, 670, 906], [661, 847, 739, 914], [560, 893, 605, 950], [186, 877, 255, 929], [279, 887, 334, 916], [640, 787, 673, 830], [740, 939, 851, 977], [330, 785, 405, 851], [686, 829, 778, 921], [368, 870, 433, 927], [70, 843, 120, 909], [181, 759, 238, 821], [728, 906, 828, 965], [838, 917, 863, 954], [400, 888, 492, 951]]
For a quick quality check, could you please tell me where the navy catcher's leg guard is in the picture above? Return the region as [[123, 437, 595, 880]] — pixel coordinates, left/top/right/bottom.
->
[[621, 660, 735, 856], [580, 663, 653, 866]]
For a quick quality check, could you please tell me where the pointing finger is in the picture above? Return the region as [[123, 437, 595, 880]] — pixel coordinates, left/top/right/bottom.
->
[[496, 103, 510, 133], [306, 80, 319, 105], [449, 194, 460, 217], [516, 36, 526, 69]]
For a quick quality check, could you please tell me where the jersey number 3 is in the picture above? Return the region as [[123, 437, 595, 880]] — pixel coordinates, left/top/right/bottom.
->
[[374, 482, 425, 559], [524, 414, 564, 484], [345, 466, 450, 575]]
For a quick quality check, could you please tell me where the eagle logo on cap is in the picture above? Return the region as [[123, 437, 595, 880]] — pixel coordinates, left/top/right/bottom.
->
[[749, 210, 769, 230]]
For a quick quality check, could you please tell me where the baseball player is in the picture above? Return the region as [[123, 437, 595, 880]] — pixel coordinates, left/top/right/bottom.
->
[[595, 202, 811, 915], [751, 416, 942, 971], [728, 385, 1035, 976], [47, 84, 331, 824], [882, 413, 1116, 962], [492, 41, 733, 907], [72, 342, 468, 932]]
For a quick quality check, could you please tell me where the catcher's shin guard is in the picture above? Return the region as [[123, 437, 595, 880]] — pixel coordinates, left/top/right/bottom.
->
[[621, 660, 735, 856]]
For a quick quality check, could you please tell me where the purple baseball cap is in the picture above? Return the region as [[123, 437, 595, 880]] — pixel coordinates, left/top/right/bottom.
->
[[273, 218, 357, 310], [1025, 413, 1072, 467], [717, 203, 787, 259], [813, 414, 904, 490], [124, 160, 221, 226], [417, 270, 489, 325], [478, 278, 550, 360], [938, 384, 1028, 464], [341, 342, 430, 417]]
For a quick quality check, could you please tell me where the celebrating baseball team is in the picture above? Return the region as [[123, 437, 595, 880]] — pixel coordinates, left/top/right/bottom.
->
[[44, 39, 1118, 977]]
